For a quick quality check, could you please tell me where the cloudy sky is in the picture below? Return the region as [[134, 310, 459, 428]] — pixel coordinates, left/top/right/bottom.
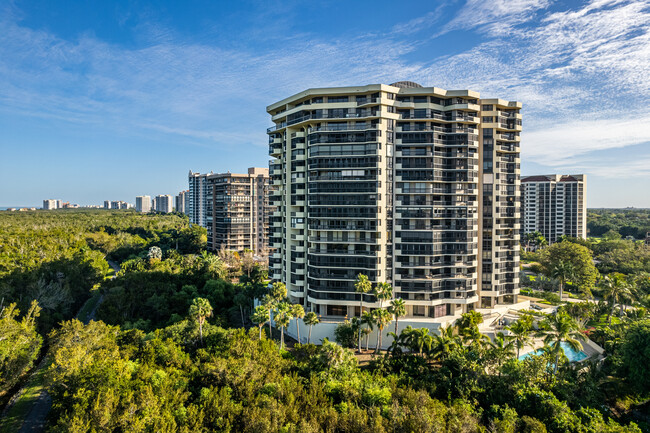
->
[[1, 0, 649, 207]]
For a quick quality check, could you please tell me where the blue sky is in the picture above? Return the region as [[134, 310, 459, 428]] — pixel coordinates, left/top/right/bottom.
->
[[1, 0, 649, 207]]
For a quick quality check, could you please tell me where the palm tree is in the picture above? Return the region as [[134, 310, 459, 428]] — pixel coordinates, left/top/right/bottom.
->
[[506, 315, 533, 359], [262, 295, 277, 338], [389, 298, 406, 336], [550, 260, 575, 301], [361, 311, 375, 351], [601, 274, 633, 323], [273, 302, 293, 350], [410, 327, 434, 355], [537, 311, 586, 374], [189, 297, 213, 344], [487, 332, 515, 374], [233, 291, 248, 326], [430, 325, 460, 361], [373, 282, 393, 306], [355, 274, 372, 352], [303, 311, 319, 344], [251, 305, 270, 339], [269, 281, 287, 301], [291, 304, 305, 344], [372, 308, 393, 353]]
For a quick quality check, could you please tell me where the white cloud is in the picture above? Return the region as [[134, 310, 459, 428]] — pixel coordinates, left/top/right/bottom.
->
[[441, 0, 551, 36], [523, 114, 650, 165]]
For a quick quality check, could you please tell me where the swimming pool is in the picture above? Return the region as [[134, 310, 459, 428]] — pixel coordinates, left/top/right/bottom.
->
[[518, 341, 588, 362]]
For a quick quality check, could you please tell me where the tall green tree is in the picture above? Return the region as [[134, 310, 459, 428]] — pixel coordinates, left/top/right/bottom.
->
[[372, 308, 393, 353], [361, 311, 375, 351], [538, 242, 599, 297], [373, 282, 393, 305], [354, 274, 372, 352], [430, 325, 460, 361], [273, 302, 293, 350], [550, 259, 576, 301], [486, 332, 515, 374], [291, 304, 305, 344], [506, 315, 533, 359], [600, 273, 634, 323], [251, 305, 270, 339], [389, 298, 406, 336], [189, 297, 213, 344], [303, 311, 319, 344], [537, 311, 586, 374]]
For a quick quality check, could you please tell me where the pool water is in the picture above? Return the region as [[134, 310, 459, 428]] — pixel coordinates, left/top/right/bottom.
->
[[518, 341, 588, 362]]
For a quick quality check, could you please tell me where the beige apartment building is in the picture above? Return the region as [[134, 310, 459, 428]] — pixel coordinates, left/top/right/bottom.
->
[[267, 82, 521, 320], [205, 167, 272, 255], [521, 174, 587, 242]]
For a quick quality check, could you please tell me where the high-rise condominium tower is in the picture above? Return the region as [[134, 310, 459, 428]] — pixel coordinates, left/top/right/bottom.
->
[[521, 174, 586, 243], [135, 196, 151, 213], [205, 167, 271, 255], [176, 190, 189, 214], [188, 171, 210, 226], [267, 82, 521, 319], [154, 195, 174, 213]]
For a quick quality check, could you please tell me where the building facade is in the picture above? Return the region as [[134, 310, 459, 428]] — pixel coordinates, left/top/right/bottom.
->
[[189, 171, 210, 226], [205, 168, 271, 255], [154, 194, 174, 213], [175, 190, 189, 214], [267, 82, 521, 319], [521, 174, 587, 243], [43, 199, 58, 210], [135, 195, 152, 213]]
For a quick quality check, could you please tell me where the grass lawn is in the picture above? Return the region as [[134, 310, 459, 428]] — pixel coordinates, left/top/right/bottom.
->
[[0, 360, 49, 433]]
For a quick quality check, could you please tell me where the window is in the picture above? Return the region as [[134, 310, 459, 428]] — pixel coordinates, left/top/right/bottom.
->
[[482, 104, 493, 111], [328, 96, 349, 103], [413, 306, 426, 316]]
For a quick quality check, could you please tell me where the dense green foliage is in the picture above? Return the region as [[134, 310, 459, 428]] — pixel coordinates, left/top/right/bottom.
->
[[2, 210, 649, 432], [42, 315, 645, 433], [588, 209, 650, 239], [0, 210, 205, 331], [0, 301, 43, 396]]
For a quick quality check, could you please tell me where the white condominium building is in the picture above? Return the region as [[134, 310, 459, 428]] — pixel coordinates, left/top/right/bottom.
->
[[267, 82, 522, 319], [154, 194, 174, 213], [189, 171, 210, 227], [521, 174, 587, 242], [135, 195, 152, 213], [43, 199, 58, 210]]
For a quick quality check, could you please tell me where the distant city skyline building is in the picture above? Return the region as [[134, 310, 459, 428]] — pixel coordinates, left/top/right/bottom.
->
[[267, 82, 522, 319], [175, 190, 189, 214], [135, 195, 151, 213], [109, 200, 132, 210], [205, 167, 271, 254], [43, 199, 59, 210], [154, 194, 174, 213], [521, 174, 587, 242]]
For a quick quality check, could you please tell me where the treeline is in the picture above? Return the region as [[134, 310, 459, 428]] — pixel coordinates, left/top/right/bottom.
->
[[43, 316, 643, 433], [96, 250, 267, 331], [0, 210, 207, 399], [0, 210, 205, 331], [588, 209, 650, 239]]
